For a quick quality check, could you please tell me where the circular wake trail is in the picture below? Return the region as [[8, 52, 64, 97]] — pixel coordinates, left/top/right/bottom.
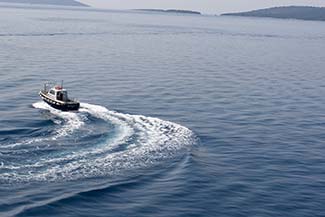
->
[[0, 102, 196, 182]]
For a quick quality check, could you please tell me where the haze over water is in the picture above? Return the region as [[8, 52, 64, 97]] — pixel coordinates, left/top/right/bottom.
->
[[1, 5, 325, 217]]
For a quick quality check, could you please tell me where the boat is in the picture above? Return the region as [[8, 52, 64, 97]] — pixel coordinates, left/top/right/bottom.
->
[[39, 82, 80, 111]]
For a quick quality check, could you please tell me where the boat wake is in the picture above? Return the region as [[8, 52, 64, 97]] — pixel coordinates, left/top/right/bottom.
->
[[0, 102, 195, 183]]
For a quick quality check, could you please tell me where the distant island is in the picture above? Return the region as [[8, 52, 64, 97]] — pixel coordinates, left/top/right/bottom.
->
[[135, 9, 201, 15], [222, 6, 325, 21], [0, 0, 89, 7]]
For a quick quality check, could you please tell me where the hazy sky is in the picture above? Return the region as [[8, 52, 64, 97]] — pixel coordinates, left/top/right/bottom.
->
[[79, 0, 325, 14]]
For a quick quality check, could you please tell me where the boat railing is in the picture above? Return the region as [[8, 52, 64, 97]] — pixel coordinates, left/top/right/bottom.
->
[[43, 81, 60, 93], [43, 82, 53, 92]]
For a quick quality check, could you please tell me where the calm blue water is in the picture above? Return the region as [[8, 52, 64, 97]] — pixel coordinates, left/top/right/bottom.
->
[[1, 5, 325, 217]]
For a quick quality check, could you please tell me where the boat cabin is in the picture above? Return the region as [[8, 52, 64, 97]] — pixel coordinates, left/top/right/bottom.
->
[[48, 86, 69, 102]]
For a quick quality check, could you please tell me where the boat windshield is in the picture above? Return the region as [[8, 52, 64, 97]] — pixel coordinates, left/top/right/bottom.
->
[[57, 91, 68, 101]]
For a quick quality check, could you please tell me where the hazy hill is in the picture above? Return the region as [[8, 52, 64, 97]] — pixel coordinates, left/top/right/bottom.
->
[[136, 9, 201, 15], [0, 0, 88, 7], [222, 6, 325, 21]]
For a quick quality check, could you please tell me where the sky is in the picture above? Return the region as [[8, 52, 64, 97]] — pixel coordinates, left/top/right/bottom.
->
[[79, 0, 325, 14]]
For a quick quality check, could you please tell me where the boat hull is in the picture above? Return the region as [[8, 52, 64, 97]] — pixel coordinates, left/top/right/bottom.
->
[[39, 91, 80, 111]]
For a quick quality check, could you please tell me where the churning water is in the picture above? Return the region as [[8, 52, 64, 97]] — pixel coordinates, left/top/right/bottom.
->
[[1, 5, 325, 217]]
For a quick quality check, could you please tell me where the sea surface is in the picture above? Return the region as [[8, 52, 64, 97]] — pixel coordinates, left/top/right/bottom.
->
[[1, 5, 325, 217]]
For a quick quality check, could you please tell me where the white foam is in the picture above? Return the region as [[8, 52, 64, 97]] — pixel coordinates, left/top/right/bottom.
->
[[33, 101, 84, 139], [0, 102, 85, 150], [0, 102, 195, 182]]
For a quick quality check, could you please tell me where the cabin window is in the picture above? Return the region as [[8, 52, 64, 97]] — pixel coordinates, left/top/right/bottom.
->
[[62, 91, 68, 101], [57, 92, 63, 101], [49, 90, 55, 95], [57, 91, 68, 101]]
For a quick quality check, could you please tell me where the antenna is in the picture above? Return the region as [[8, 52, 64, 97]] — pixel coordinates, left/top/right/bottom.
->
[[61, 80, 64, 88]]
